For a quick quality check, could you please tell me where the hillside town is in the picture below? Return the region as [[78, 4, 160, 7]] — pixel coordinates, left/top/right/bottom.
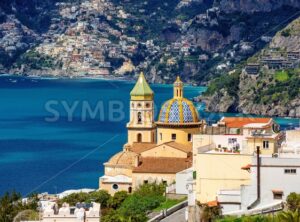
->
[[20, 73, 300, 222]]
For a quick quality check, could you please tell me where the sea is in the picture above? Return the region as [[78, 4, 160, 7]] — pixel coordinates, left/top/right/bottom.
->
[[0, 75, 299, 196]]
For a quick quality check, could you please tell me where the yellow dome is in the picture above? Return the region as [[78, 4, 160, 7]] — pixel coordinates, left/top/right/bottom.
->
[[158, 98, 199, 124], [106, 150, 138, 167]]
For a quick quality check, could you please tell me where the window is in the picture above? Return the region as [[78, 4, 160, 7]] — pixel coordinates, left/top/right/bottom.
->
[[131, 103, 134, 108], [188, 133, 192, 142], [263, 141, 269, 149], [273, 193, 283, 200], [112, 184, 119, 190], [137, 103, 142, 107], [163, 180, 167, 185], [128, 187, 132, 193], [228, 138, 237, 143], [146, 103, 151, 108], [284, 169, 297, 174], [273, 190, 283, 200], [144, 180, 148, 184], [160, 133, 162, 141], [171, 134, 176, 140], [137, 112, 142, 124]]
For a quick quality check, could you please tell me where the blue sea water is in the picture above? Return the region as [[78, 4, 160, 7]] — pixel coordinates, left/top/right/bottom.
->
[[0, 75, 299, 196]]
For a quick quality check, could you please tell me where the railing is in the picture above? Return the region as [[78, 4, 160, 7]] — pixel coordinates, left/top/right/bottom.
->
[[223, 201, 284, 216], [148, 200, 188, 222]]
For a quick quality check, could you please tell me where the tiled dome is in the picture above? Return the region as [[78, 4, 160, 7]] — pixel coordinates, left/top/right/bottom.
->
[[106, 150, 138, 167], [158, 98, 199, 124]]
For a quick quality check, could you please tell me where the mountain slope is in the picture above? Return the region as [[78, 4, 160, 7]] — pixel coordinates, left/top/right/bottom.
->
[[202, 16, 300, 118]]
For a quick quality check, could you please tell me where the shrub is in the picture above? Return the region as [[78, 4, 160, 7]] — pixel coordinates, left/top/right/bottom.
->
[[58, 190, 111, 208], [287, 192, 300, 212], [108, 191, 128, 209]]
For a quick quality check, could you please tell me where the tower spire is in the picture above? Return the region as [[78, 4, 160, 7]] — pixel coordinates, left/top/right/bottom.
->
[[173, 76, 183, 98], [130, 72, 153, 101]]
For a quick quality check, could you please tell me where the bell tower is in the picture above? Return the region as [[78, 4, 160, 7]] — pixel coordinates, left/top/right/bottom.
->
[[174, 76, 183, 98], [127, 72, 156, 145]]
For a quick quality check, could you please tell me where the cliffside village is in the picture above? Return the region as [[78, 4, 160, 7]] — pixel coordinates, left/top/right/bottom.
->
[[17, 0, 199, 78], [245, 50, 300, 75], [35, 73, 300, 222]]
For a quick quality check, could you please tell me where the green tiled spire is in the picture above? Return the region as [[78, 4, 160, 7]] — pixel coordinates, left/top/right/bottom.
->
[[130, 72, 153, 98]]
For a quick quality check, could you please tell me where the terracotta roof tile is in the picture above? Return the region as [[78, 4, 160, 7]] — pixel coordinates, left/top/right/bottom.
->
[[132, 157, 191, 174], [129, 142, 192, 154], [129, 143, 157, 154], [164, 141, 192, 153], [220, 117, 272, 128]]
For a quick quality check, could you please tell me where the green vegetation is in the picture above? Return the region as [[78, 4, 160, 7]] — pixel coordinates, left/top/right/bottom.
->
[[275, 70, 289, 82], [56, 183, 175, 222], [254, 68, 300, 105], [199, 202, 222, 221], [154, 197, 186, 212], [204, 68, 242, 97], [102, 182, 167, 222], [16, 50, 55, 69], [0, 191, 39, 222], [57, 189, 111, 208], [217, 192, 300, 222]]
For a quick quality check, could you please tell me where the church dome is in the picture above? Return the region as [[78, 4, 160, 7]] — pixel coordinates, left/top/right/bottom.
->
[[157, 76, 200, 124], [105, 149, 138, 167], [158, 98, 199, 124]]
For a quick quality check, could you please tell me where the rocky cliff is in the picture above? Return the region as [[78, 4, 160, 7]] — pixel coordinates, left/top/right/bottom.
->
[[201, 16, 300, 118]]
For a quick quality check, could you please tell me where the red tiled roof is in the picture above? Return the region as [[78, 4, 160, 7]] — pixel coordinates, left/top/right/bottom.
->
[[129, 143, 157, 154], [129, 142, 192, 154], [132, 157, 192, 174], [220, 117, 272, 128]]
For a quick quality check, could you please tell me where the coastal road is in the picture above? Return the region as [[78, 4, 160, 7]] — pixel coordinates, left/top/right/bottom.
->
[[160, 207, 187, 222]]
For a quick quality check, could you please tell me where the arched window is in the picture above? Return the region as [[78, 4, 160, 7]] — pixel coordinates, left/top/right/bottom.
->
[[128, 187, 132, 193], [137, 133, 142, 142], [137, 112, 142, 124]]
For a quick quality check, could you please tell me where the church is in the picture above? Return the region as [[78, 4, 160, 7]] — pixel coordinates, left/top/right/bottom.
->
[[99, 73, 205, 194]]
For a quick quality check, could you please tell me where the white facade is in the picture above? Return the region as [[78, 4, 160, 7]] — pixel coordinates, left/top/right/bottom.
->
[[241, 156, 300, 209], [218, 155, 300, 214], [176, 168, 194, 195], [43, 202, 100, 222]]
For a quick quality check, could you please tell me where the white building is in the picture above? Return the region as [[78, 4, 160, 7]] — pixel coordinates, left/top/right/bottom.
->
[[218, 130, 300, 215], [43, 202, 100, 222], [175, 168, 194, 195]]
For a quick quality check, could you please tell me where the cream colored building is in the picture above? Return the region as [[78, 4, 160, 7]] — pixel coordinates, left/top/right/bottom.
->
[[187, 117, 284, 220], [99, 73, 205, 195]]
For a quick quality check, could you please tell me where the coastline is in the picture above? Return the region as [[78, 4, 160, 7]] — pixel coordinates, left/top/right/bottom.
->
[[0, 72, 135, 82]]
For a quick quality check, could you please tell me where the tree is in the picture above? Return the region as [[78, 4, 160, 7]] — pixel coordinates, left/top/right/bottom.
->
[[286, 192, 300, 212], [199, 203, 221, 222], [108, 191, 128, 209], [0, 191, 38, 222], [89, 190, 111, 208], [58, 190, 111, 208]]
